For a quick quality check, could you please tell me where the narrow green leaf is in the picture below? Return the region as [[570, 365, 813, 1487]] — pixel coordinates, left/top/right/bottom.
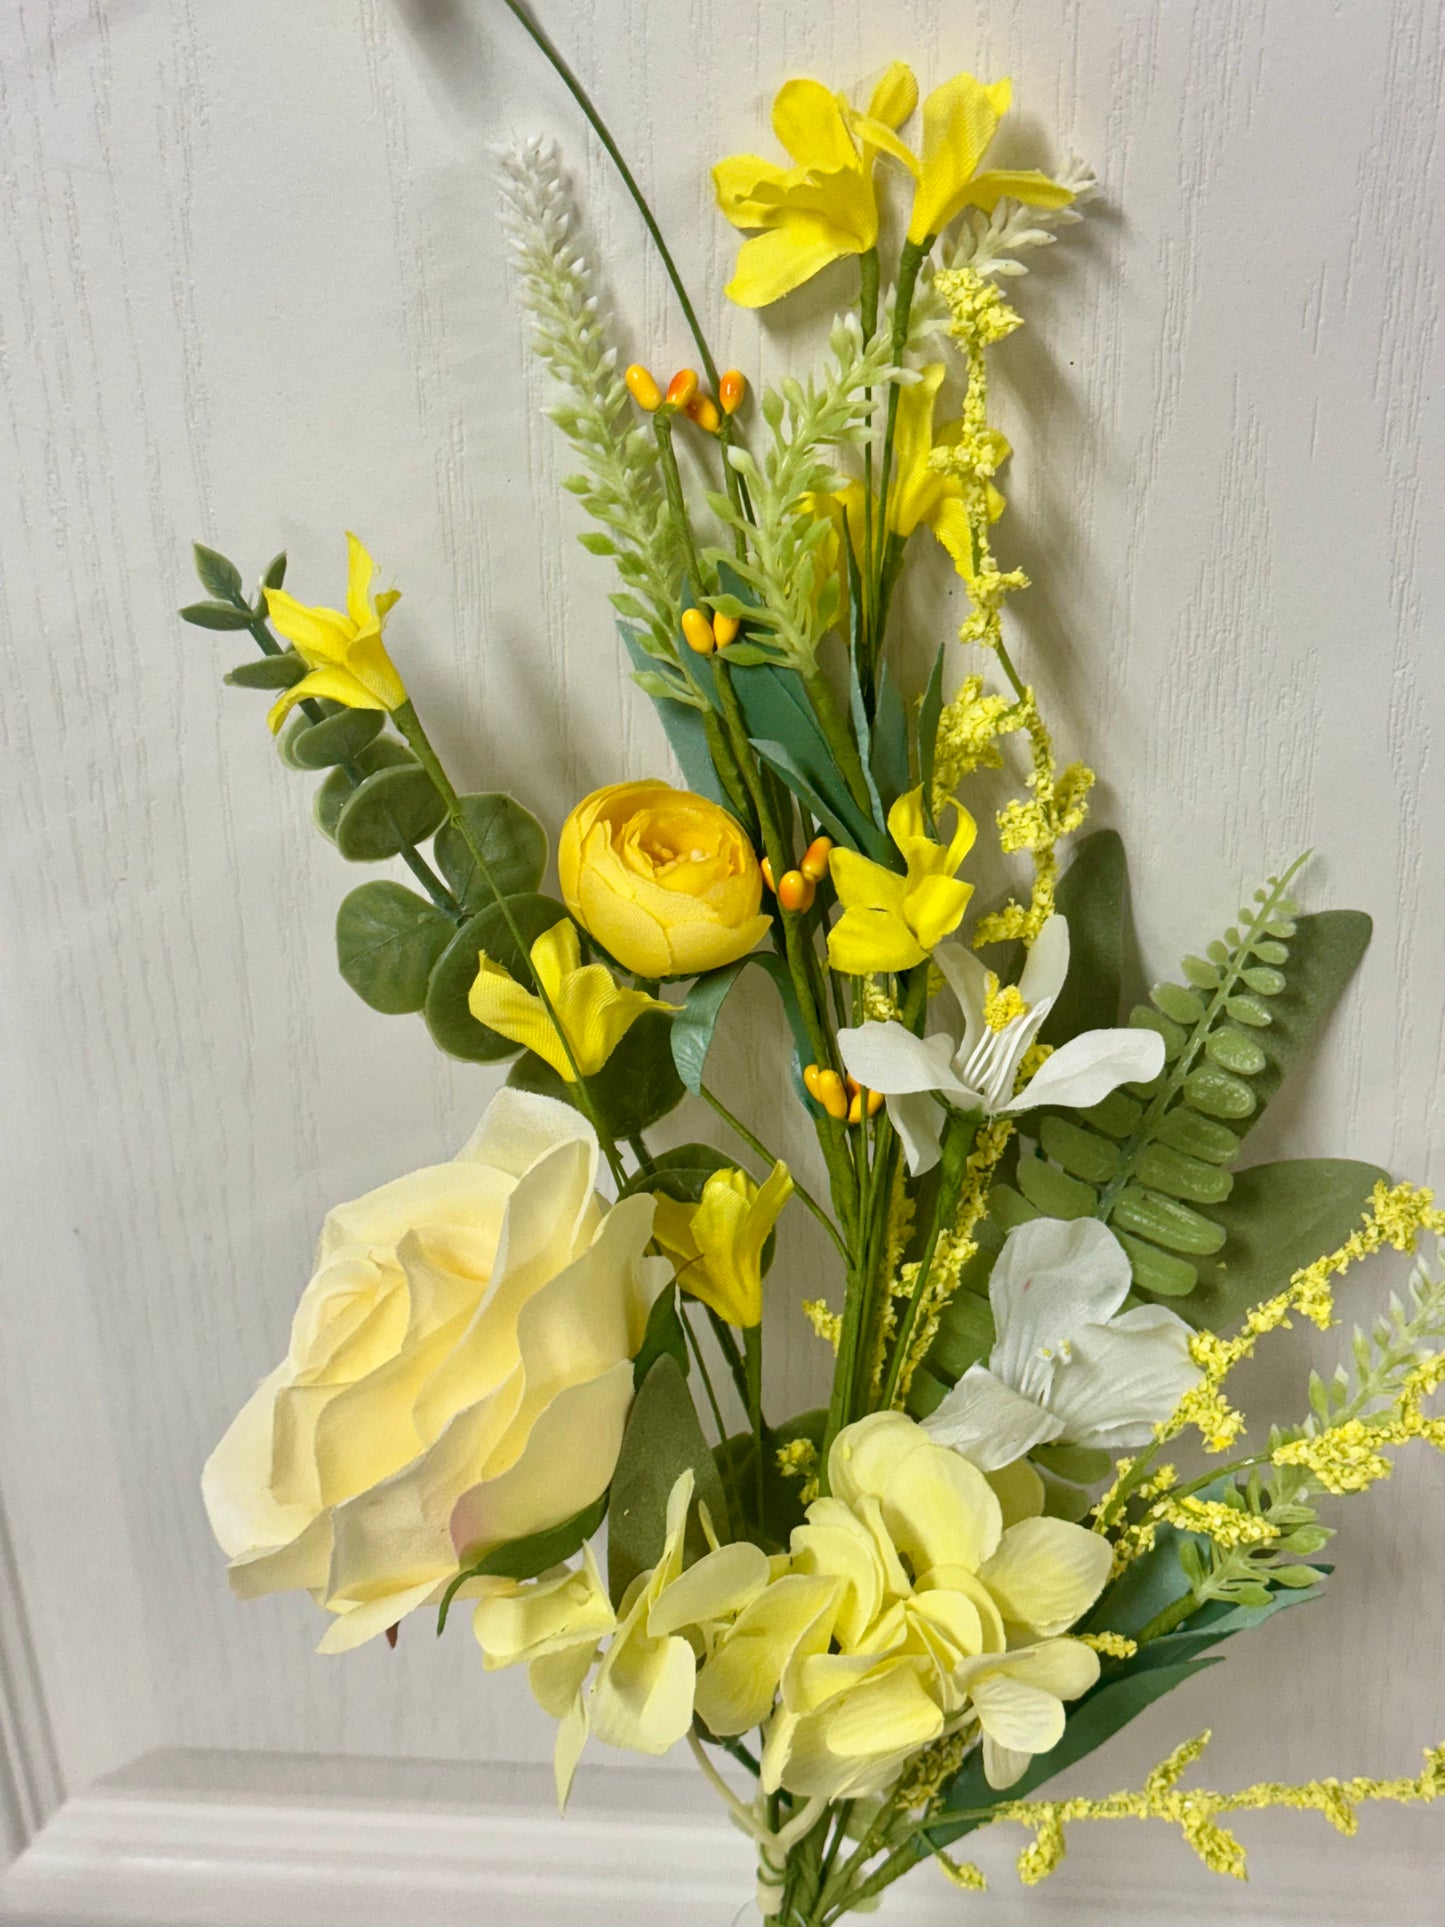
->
[[608, 1355, 728, 1604], [192, 543, 243, 599], [1039, 1114, 1122, 1185], [433, 793, 548, 910], [632, 1282, 690, 1388], [670, 953, 812, 1101], [1156, 1108, 1240, 1165], [617, 621, 736, 815], [437, 1492, 607, 1634], [1016, 1152, 1097, 1219], [1133, 1142, 1234, 1205], [1078, 1089, 1144, 1139], [336, 880, 454, 1015], [1039, 830, 1128, 1046], [1112, 1185, 1227, 1255], [1184, 1065, 1258, 1120], [423, 894, 567, 1062], [179, 599, 254, 630], [1117, 1232, 1198, 1297], [261, 551, 288, 592], [225, 651, 306, 690], [917, 642, 946, 805], [335, 764, 448, 861]]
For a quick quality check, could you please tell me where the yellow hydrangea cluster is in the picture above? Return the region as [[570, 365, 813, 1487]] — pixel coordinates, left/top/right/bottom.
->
[[476, 1414, 1113, 1806], [993, 1730, 1445, 1886]]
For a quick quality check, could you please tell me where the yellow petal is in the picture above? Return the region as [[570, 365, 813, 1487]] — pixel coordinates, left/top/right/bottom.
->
[[343, 629, 407, 711], [909, 72, 1012, 243], [772, 78, 857, 170], [978, 1516, 1112, 1638], [694, 1573, 839, 1736], [265, 666, 382, 733], [885, 365, 948, 537], [867, 61, 919, 132], [906, 873, 974, 953], [964, 167, 1076, 215], [469, 954, 571, 1077], [344, 530, 377, 630], [263, 587, 353, 663], [846, 109, 919, 176], [827, 849, 923, 974], [725, 221, 855, 308], [713, 153, 793, 228]]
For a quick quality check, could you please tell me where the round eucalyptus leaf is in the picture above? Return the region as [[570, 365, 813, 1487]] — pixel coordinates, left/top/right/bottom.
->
[[313, 739, 417, 843], [507, 1009, 684, 1140], [335, 764, 448, 862], [336, 880, 456, 1014], [434, 793, 548, 909], [423, 893, 568, 1062], [288, 705, 386, 769]]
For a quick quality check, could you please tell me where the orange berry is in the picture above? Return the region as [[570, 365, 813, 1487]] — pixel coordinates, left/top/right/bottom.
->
[[713, 611, 741, 647], [625, 363, 662, 411], [666, 368, 699, 408], [800, 835, 834, 882], [814, 1069, 849, 1121], [681, 607, 716, 655], [777, 869, 814, 913], [760, 856, 776, 892], [719, 369, 748, 415], [685, 394, 722, 433]]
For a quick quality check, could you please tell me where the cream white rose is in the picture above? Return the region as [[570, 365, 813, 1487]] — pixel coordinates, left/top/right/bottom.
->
[[203, 1088, 669, 1652]]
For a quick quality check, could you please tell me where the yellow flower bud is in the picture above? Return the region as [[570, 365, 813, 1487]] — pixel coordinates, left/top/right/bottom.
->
[[761, 856, 776, 893], [803, 1065, 849, 1121], [558, 780, 772, 978], [800, 835, 834, 882], [777, 868, 814, 913], [686, 394, 722, 434], [625, 363, 663, 411], [666, 368, 699, 409], [681, 607, 717, 655], [713, 610, 741, 646], [719, 369, 747, 414]]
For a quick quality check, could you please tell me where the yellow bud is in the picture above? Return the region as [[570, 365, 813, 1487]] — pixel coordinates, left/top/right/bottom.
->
[[666, 368, 699, 409], [777, 869, 814, 913], [800, 835, 833, 881], [760, 855, 776, 893], [813, 1068, 848, 1121], [625, 363, 662, 411], [681, 608, 716, 655], [719, 369, 747, 415], [686, 394, 722, 434], [713, 611, 741, 646]]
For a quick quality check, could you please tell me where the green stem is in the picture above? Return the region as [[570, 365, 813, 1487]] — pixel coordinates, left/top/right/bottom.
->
[[800, 665, 873, 820], [744, 1322, 766, 1531], [706, 1306, 753, 1416], [869, 234, 929, 653], [497, 0, 720, 390], [391, 698, 628, 1188], [681, 1306, 728, 1444], [699, 1084, 848, 1262], [653, 410, 709, 597], [879, 1110, 981, 1412], [1135, 1590, 1204, 1645]]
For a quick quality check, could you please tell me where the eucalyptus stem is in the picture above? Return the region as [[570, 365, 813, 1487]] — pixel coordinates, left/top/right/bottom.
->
[[390, 697, 629, 1188]]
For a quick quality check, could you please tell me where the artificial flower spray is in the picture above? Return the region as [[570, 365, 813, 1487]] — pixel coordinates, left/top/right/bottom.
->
[[187, 11, 1445, 1922]]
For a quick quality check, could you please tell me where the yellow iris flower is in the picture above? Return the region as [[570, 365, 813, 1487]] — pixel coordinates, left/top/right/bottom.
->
[[714, 63, 919, 308], [907, 72, 1075, 245], [468, 920, 667, 1082], [827, 787, 976, 975], [263, 531, 408, 732], [652, 1163, 794, 1329]]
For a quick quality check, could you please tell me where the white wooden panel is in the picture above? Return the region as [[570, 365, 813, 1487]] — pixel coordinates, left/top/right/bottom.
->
[[1, 0, 1443, 1913]]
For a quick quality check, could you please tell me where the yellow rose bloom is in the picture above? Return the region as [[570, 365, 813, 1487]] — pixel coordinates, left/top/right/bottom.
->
[[827, 787, 977, 975], [202, 1089, 670, 1653], [263, 531, 408, 732], [558, 781, 773, 980]]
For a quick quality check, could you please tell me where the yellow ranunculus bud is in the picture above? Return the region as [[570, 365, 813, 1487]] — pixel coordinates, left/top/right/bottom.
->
[[558, 781, 773, 980]]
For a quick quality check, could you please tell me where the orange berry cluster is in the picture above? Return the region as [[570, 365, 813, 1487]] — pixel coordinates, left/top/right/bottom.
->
[[761, 836, 832, 913], [802, 1064, 883, 1126], [624, 362, 746, 434]]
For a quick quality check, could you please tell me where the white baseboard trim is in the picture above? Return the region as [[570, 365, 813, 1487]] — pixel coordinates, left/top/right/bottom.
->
[[0, 1497, 62, 1866], [0, 1745, 1440, 1926]]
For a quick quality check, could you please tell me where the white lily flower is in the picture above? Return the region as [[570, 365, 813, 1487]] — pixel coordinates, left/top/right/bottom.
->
[[923, 1216, 1202, 1473], [837, 914, 1165, 1175]]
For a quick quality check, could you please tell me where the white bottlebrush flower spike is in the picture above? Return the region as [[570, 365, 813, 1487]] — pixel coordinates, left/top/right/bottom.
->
[[924, 1216, 1202, 1471], [837, 914, 1164, 1175]]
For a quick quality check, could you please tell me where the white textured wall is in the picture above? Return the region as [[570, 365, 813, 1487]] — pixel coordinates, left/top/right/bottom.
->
[[2, 0, 1443, 1903]]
